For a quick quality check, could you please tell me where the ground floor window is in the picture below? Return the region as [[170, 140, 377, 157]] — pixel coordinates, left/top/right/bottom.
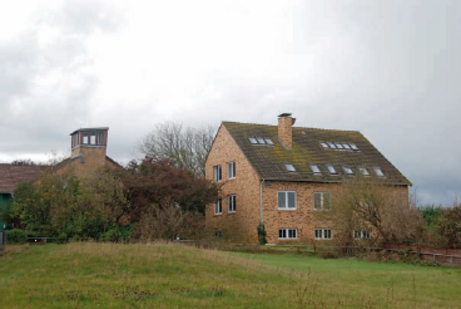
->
[[315, 229, 333, 240], [279, 228, 298, 240], [354, 230, 371, 239]]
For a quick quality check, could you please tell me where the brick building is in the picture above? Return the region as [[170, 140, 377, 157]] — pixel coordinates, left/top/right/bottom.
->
[[0, 127, 120, 230], [205, 113, 411, 244]]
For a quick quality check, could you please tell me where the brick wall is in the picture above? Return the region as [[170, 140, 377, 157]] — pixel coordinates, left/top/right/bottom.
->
[[205, 125, 262, 243]]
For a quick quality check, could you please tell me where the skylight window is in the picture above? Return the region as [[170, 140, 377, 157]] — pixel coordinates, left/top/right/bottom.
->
[[342, 166, 354, 175], [309, 164, 322, 175], [264, 138, 274, 145], [320, 141, 359, 152], [257, 137, 265, 144], [284, 163, 296, 172], [327, 142, 337, 149], [249, 136, 274, 146], [373, 167, 385, 177], [335, 142, 344, 149], [357, 166, 370, 176], [326, 164, 337, 175]]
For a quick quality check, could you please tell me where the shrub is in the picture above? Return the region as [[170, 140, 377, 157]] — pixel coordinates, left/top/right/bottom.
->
[[56, 232, 68, 244], [6, 229, 28, 244], [257, 223, 267, 245]]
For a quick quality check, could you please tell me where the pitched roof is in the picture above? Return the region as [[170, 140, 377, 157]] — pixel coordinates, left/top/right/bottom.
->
[[0, 164, 49, 194], [222, 121, 411, 185]]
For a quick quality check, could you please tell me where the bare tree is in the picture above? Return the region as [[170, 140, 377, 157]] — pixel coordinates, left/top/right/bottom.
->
[[316, 176, 425, 248], [138, 121, 216, 177]]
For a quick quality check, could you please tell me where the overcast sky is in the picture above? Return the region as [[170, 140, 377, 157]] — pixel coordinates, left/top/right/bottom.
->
[[0, 0, 459, 206]]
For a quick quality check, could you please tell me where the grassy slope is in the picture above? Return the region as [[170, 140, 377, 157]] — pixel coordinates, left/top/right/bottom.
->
[[0, 243, 460, 309]]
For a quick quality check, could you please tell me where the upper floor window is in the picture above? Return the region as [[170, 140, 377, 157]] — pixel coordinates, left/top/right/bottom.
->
[[373, 167, 385, 177], [228, 162, 236, 179], [278, 191, 296, 210], [214, 198, 222, 215], [228, 195, 236, 212], [213, 165, 222, 182], [314, 192, 332, 210], [284, 163, 296, 172]]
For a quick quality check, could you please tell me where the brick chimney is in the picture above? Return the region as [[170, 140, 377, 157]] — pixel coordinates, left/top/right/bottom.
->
[[278, 113, 296, 149]]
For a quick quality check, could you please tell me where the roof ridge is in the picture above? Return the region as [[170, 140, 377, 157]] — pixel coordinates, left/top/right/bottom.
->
[[222, 121, 361, 134]]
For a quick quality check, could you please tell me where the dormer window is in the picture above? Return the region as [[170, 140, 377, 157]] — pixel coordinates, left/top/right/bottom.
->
[[257, 137, 265, 144], [342, 166, 354, 175], [284, 163, 296, 172], [373, 167, 385, 177], [358, 166, 370, 176], [326, 164, 337, 175], [350, 143, 359, 151], [308, 164, 322, 175], [342, 143, 351, 150], [320, 142, 329, 149], [249, 137, 258, 144]]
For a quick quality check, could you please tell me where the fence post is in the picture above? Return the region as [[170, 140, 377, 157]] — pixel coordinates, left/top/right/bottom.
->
[[0, 231, 5, 255]]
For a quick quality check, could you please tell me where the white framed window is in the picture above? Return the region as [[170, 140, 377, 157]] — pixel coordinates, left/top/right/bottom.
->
[[279, 228, 298, 240], [308, 164, 322, 175], [284, 163, 296, 172], [373, 167, 385, 177], [354, 230, 371, 239], [342, 166, 354, 175], [357, 166, 370, 176], [326, 164, 338, 175], [214, 197, 222, 215], [315, 229, 333, 240], [213, 165, 222, 182], [228, 162, 236, 179], [278, 191, 296, 210], [313, 192, 332, 210], [228, 195, 236, 212]]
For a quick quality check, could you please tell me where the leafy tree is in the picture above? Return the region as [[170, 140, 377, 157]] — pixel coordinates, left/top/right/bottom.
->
[[123, 158, 219, 222], [437, 204, 461, 248], [138, 121, 216, 177]]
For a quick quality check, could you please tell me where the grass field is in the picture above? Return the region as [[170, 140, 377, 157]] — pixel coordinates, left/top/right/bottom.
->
[[1, 243, 460, 309]]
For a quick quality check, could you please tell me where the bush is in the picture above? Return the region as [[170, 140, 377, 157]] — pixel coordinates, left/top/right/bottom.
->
[[100, 225, 131, 243], [56, 232, 68, 244], [257, 223, 267, 245], [6, 229, 28, 244]]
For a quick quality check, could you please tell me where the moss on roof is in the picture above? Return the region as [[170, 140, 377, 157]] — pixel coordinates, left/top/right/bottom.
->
[[222, 121, 411, 185]]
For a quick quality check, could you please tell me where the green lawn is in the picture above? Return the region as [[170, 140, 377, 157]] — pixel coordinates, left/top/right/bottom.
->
[[1, 243, 460, 309]]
